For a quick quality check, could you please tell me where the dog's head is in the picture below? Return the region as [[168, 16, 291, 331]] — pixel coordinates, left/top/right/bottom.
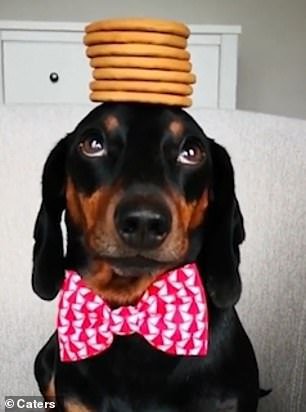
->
[[32, 103, 245, 308]]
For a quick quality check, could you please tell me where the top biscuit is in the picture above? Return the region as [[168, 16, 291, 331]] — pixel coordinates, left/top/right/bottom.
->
[[84, 31, 187, 49], [85, 17, 190, 38]]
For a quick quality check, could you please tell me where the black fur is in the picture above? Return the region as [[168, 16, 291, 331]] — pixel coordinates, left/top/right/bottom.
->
[[32, 138, 66, 300], [32, 103, 262, 411]]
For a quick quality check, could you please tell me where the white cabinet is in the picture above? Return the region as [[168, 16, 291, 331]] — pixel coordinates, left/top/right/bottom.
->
[[0, 21, 241, 109], [3, 36, 90, 104]]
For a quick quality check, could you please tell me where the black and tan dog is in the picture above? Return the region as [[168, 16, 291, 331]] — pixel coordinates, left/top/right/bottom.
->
[[32, 103, 262, 411]]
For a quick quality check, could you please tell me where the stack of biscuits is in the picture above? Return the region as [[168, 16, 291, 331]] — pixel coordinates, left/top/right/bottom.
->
[[84, 18, 196, 107]]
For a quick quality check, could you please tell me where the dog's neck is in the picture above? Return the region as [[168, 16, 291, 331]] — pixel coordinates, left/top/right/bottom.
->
[[78, 260, 171, 308]]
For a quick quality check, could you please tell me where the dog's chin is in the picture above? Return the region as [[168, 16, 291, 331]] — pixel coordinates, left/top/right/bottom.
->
[[106, 256, 171, 279]]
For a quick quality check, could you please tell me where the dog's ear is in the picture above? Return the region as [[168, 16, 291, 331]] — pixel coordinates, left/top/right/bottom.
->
[[32, 138, 67, 300], [199, 140, 245, 308]]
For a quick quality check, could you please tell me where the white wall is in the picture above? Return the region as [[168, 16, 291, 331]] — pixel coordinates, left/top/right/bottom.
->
[[0, 0, 305, 119]]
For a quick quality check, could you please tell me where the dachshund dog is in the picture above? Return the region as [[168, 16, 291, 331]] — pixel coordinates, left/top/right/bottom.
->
[[32, 103, 261, 412]]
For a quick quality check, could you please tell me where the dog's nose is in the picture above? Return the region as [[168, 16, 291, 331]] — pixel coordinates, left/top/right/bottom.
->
[[115, 200, 171, 249]]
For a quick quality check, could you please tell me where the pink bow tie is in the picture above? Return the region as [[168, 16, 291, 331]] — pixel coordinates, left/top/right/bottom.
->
[[57, 263, 209, 362]]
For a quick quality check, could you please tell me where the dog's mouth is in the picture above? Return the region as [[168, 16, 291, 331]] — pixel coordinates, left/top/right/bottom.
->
[[104, 255, 172, 278]]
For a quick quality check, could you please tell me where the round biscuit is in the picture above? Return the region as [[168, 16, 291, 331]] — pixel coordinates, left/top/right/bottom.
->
[[93, 68, 196, 84], [86, 44, 190, 60], [90, 90, 192, 107], [84, 31, 187, 49], [85, 18, 190, 38], [90, 56, 191, 72], [90, 80, 193, 95]]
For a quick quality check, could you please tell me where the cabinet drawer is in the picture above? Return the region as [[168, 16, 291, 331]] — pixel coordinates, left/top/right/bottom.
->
[[3, 40, 91, 103]]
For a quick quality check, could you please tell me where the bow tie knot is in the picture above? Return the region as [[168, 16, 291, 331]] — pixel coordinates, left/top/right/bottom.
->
[[108, 306, 143, 335], [57, 263, 209, 362]]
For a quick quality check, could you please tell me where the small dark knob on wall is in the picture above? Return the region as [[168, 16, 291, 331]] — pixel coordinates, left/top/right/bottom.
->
[[49, 72, 59, 83]]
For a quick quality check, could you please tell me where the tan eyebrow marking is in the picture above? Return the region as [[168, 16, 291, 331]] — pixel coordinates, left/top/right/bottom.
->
[[169, 119, 184, 138], [104, 114, 119, 132]]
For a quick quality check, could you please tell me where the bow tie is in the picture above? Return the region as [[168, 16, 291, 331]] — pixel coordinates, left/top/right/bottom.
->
[[57, 263, 209, 362]]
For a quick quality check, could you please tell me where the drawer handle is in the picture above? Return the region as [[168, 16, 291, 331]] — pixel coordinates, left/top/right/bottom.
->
[[49, 72, 59, 83]]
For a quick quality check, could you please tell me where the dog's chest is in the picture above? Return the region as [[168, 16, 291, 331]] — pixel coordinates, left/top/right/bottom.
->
[[57, 335, 238, 412]]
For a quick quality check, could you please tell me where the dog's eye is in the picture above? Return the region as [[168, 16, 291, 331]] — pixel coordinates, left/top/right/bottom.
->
[[177, 138, 206, 166], [80, 135, 106, 158]]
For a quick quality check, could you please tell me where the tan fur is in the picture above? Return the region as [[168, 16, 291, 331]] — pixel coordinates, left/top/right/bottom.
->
[[169, 119, 185, 138], [84, 261, 163, 307], [167, 189, 210, 233], [104, 114, 119, 133], [189, 190, 210, 229], [44, 376, 55, 400], [64, 400, 92, 412]]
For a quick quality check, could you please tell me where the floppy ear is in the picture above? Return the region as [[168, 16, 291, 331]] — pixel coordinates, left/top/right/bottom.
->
[[199, 140, 245, 308], [32, 138, 67, 300]]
